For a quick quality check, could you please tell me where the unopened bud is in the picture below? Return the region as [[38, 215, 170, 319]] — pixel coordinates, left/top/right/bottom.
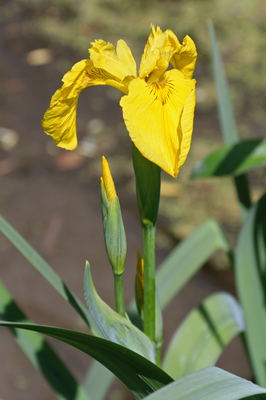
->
[[101, 156, 127, 276]]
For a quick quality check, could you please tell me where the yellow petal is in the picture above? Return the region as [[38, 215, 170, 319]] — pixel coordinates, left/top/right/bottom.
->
[[41, 59, 91, 150], [139, 25, 168, 79], [165, 29, 181, 54], [101, 156, 117, 203], [177, 86, 196, 168], [120, 70, 196, 177], [89, 39, 136, 81], [42, 59, 128, 149], [116, 40, 137, 77], [170, 35, 197, 78]]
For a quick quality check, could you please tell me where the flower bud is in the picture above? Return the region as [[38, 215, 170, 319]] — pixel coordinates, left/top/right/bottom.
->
[[101, 156, 127, 276]]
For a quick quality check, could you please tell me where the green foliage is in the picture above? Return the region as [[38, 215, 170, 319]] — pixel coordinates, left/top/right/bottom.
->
[[235, 193, 266, 388], [84, 262, 156, 363], [162, 292, 244, 380], [0, 321, 173, 400], [191, 138, 266, 178], [192, 21, 266, 392], [0, 279, 89, 400], [208, 20, 251, 220], [143, 367, 266, 400], [1, 12, 266, 400], [0, 215, 98, 334]]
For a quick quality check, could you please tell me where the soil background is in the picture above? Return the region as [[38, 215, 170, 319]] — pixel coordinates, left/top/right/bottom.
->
[[1, 1, 266, 399]]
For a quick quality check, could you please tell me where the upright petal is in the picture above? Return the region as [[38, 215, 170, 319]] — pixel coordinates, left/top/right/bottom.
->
[[139, 25, 168, 79], [116, 40, 137, 77], [165, 29, 181, 54], [89, 39, 136, 81], [42, 59, 129, 149], [170, 36, 197, 78], [120, 69, 196, 177]]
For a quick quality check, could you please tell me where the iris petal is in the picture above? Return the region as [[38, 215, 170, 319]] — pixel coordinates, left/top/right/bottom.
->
[[177, 87, 196, 169], [139, 25, 167, 78], [89, 39, 136, 81], [120, 69, 196, 177], [42, 59, 129, 149], [170, 36, 197, 78]]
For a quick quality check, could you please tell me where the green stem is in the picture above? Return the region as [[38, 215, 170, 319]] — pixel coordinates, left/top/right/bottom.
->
[[142, 224, 156, 343], [114, 274, 126, 317], [155, 347, 161, 366]]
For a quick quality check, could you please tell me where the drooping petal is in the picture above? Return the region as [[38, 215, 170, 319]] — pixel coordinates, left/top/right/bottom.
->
[[177, 86, 196, 169], [120, 69, 196, 177], [170, 35, 197, 78], [89, 39, 136, 81], [42, 59, 129, 149]]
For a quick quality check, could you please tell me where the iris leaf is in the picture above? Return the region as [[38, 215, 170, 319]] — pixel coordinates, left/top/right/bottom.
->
[[0, 214, 98, 334], [84, 262, 156, 363], [235, 193, 266, 388], [191, 138, 266, 179], [162, 292, 244, 380], [0, 321, 173, 400], [82, 361, 114, 400], [143, 367, 266, 400], [208, 20, 251, 220], [0, 279, 89, 400]]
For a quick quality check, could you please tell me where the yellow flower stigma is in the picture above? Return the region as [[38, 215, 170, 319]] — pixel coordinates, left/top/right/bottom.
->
[[101, 156, 116, 203], [42, 25, 197, 178]]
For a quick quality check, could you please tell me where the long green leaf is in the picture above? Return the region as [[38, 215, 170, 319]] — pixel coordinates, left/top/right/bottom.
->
[[0, 214, 98, 334], [0, 321, 173, 400], [143, 367, 266, 400], [191, 139, 266, 179], [208, 21, 251, 219], [235, 193, 266, 388], [0, 279, 89, 400], [162, 292, 244, 379]]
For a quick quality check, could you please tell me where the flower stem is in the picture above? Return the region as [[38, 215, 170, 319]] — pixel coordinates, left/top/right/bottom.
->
[[155, 347, 161, 366], [114, 274, 126, 317], [142, 224, 156, 343]]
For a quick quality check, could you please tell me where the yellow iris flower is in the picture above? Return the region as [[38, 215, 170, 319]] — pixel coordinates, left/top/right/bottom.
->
[[42, 25, 197, 178]]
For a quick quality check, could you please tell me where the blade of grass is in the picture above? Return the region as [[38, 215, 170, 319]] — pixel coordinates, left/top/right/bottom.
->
[[0, 279, 89, 400], [0, 321, 173, 400], [208, 20, 251, 220], [162, 292, 244, 380], [235, 193, 266, 387]]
